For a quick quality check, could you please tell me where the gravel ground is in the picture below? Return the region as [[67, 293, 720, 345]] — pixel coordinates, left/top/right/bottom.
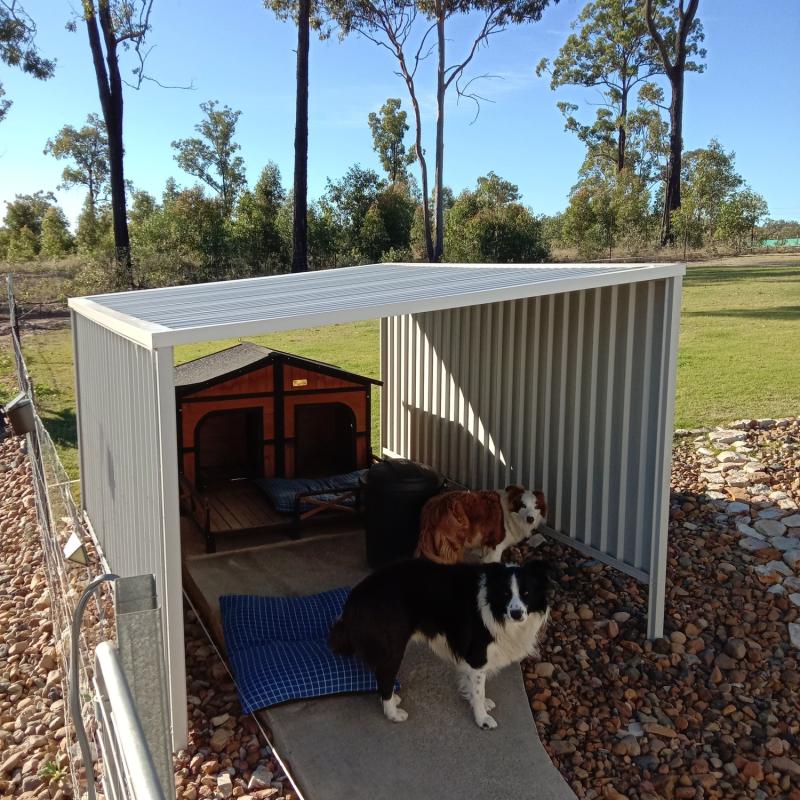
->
[[0, 438, 72, 799], [0, 432, 295, 800], [519, 417, 800, 800], [175, 607, 295, 800], [3, 417, 800, 800]]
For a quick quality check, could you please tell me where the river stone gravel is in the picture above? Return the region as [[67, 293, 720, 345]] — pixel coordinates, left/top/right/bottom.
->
[[513, 417, 800, 799], [174, 604, 295, 800], [0, 438, 72, 799]]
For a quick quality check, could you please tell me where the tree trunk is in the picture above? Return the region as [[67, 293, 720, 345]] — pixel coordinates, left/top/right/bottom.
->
[[617, 89, 627, 173], [660, 69, 683, 246], [645, 0, 699, 248], [87, 2, 133, 288], [405, 79, 433, 261], [433, 8, 445, 262], [292, 0, 310, 273], [88, 170, 96, 213], [106, 105, 132, 285]]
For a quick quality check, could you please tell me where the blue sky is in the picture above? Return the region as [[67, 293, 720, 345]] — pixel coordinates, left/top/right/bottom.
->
[[1, 0, 798, 228]]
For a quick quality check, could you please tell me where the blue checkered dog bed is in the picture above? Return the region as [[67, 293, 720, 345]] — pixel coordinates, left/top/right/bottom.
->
[[253, 470, 366, 515], [220, 588, 382, 713]]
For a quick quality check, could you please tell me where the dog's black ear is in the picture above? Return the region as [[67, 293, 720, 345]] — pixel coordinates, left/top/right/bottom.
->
[[523, 558, 556, 585]]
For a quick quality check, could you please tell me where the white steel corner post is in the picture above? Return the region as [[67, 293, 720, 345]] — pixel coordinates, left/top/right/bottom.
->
[[154, 345, 188, 748], [647, 275, 683, 640], [70, 310, 88, 510]]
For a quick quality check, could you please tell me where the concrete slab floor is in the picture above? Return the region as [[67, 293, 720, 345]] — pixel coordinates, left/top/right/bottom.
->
[[183, 530, 576, 800]]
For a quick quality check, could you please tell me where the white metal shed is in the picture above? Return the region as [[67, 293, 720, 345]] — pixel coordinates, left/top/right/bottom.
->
[[68, 261, 684, 748]]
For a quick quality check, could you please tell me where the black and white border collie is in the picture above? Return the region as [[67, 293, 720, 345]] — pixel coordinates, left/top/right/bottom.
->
[[329, 558, 552, 729]]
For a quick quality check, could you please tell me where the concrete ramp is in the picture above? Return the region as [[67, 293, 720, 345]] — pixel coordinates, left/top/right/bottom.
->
[[184, 531, 576, 800]]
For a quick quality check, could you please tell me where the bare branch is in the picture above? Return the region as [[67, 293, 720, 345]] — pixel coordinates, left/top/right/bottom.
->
[[411, 20, 437, 79], [124, 73, 196, 91], [455, 72, 499, 124], [443, 5, 503, 91]]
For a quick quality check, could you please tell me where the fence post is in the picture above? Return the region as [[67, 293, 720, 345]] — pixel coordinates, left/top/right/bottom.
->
[[114, 575, 173, 799], [7, 274, 20, 344]]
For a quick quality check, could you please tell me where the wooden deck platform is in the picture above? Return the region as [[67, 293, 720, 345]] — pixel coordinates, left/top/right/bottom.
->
[[179, 479, 294, 555], [180, 478, 363, 556], [205, 480, 286, 534]]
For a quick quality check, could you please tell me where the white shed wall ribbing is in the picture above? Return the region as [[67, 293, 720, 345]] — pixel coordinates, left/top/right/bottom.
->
[[382, 276, 682, 636], [71, 313, 186, 747]]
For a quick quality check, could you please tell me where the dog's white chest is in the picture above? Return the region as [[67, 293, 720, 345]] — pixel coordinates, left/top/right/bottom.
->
[[483, 612, 548, 675]]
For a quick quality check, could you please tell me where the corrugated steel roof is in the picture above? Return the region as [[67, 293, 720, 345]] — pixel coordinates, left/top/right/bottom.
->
[[68, 261, 685, 350]]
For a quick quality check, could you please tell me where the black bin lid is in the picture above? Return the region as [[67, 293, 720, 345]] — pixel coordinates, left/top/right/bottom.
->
[[365, 458, 443, 492]]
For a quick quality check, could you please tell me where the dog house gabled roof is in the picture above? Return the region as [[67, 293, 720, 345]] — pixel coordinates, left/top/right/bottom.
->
[[68, 261, 685, 350], [174, 341, 380, 394]]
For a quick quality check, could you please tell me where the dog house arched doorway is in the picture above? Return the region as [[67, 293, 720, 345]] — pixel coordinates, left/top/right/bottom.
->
[[194, 408, 264, 490], [292, 402, 357, 478]]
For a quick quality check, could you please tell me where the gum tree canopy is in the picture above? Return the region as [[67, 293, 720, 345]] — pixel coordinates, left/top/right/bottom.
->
[[537, 0, 666, 174], [331, 0, 554, 262], [0, 1, 55, 122]]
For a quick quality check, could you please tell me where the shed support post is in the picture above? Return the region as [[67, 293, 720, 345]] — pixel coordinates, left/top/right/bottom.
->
[[71, 310, 88, 511], [647, 275, 683, 640], [154, 345, 188, 749]]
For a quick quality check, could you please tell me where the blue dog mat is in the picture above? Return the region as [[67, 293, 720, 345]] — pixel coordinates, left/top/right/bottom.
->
[[253, 470, 366, 515], [220, 588, 384, 713]]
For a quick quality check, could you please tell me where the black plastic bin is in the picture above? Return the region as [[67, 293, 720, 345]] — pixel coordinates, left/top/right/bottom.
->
[[363, 458, 444, 568]]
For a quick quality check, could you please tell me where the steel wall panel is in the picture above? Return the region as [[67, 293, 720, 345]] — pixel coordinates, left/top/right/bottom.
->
[[382, 277, 681, 637], [73, 314, 186, 746]]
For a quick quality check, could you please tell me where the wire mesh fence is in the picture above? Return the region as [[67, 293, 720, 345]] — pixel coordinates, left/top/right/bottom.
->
[[6, 275, 118, 798]]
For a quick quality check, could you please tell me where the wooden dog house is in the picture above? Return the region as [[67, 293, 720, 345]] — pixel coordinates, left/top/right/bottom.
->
[[173, 343, 380, 552], [175, 343, 377, 488]]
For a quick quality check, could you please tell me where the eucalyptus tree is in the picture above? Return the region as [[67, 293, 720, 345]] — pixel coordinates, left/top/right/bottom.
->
[[444, 172, 549, 263], [40, 207, 75, 257], [76, 0, 154, 286], [172, 101, 247, 217], [265, 0, 333, 273], [645, 0, 705, 244], [368, 98, 415, 183], [0, 1, 55, 122], [332, 0, 554, 262], [536, 0, 665, 174], [45, 114, 110, 212], [680, 138, 742, 241]]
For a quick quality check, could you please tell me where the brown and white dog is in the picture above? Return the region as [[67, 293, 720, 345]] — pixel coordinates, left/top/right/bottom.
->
[[415, 485, 547, 564]]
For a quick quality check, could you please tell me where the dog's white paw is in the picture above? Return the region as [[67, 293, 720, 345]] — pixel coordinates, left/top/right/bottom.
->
[[484, 697, 496, 712], [385, 706, 408, 723], [382, 694, 408, 723], [475, 713, 497, 730]]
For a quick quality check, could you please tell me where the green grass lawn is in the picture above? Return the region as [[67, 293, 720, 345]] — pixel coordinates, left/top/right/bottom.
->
[[2, 257, 798, 479], [675, 260, 800, 427]]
